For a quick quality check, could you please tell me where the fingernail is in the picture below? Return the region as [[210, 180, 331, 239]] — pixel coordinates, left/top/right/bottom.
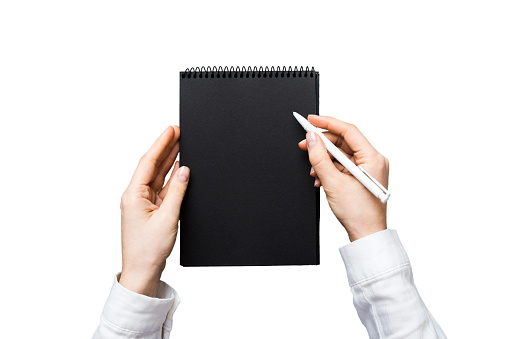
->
[[307, 114, 317, 118], [310, 167, 315, 175], [314, 178, 319, 187], [177, 167, 190, 182], [298, 139, 306, 145], [307, 132, 317, 148]]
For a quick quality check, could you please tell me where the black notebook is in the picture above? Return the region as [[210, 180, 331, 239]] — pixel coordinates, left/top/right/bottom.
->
[[179, 66, 319, 266]]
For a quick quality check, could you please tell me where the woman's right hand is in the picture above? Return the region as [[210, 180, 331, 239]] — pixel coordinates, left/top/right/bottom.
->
[[298, 115, 390, 242]]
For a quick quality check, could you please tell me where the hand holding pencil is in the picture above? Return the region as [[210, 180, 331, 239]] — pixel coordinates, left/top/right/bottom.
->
[[297, 114, 390, 242]]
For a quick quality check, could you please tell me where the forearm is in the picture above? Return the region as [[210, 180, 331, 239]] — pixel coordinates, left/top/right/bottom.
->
[[339, 230, 446, 339]]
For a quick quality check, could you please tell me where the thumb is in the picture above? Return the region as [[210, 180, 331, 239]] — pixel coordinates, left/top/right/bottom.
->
[[160, 166, 190, 221], [306, 131, 339, 185]]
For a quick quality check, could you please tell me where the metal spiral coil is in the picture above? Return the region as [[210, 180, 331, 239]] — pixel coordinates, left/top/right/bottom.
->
[[182, 66, 315, 79]]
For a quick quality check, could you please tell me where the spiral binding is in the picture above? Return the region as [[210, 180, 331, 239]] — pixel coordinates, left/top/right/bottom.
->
[[181, 66, 316, 79]]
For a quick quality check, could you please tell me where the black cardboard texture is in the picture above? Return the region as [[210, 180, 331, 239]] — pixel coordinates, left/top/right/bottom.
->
[[179, 69, 320, 266]]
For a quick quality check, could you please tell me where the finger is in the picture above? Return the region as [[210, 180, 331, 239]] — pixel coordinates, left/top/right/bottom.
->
[[307, 115, 377, 155], [314, 177, 321, 187], [298, 139, 306, 150], [333, 159, 350, 174], [322, 132, 354, 155], [159, 166, 190, 224], [305, 131, 342, 186], [155, 194, 163, 207], [150, 127, 180, 190], [301, 139, 355, 167], [130, 126, 176, 187], [151, 141, 180, 193], [159, 160, 180, 201], [310, 166, 317, 178], [299, 132, 353, 155]]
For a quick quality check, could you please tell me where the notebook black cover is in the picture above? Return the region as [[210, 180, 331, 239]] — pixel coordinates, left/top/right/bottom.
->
[[179, 67, 319, 266]]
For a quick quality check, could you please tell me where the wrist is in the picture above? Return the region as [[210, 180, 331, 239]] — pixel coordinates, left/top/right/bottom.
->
[[119, 264, 164, 297], [347, 223, 387, 242], [342, 215, 387, 242]]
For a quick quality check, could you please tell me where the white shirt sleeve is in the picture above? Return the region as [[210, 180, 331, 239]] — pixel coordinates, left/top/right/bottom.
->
[[339, 229, 447, 339], [93, 274, 180, 339]]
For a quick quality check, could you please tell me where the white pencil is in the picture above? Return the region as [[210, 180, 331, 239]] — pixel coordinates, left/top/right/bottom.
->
[[293, 112, 391, 203]]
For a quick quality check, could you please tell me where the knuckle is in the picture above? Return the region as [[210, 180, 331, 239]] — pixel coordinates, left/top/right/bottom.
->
[[375, 154, 384, 165], [120, 190, 135, 208], [120, 191, 128, 207], [372, 154, 389, 173], [311, 153, 327, 170], [152, 156, 162, 168], [343, 124, 358, 140], [170, 185, 187, 199], [348, 123, 359, 133], [140, 154, 160, 168], [383, 156, 390, 168]]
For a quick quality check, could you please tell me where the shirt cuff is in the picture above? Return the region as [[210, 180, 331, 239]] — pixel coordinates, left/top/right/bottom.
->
[[101, 273, 180, 335], [339, 229, 410, 287]]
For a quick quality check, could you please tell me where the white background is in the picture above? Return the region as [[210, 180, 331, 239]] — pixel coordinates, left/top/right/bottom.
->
[[1, 1, 508, 338]]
